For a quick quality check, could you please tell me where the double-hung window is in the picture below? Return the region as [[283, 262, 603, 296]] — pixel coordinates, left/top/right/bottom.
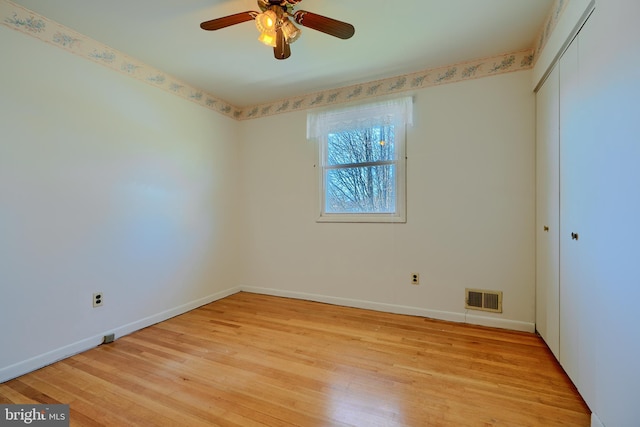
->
[[307, 97, 413, 222]]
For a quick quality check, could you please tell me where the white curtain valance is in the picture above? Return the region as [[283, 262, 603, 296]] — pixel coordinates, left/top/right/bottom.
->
[[306, 96, 413, 140]]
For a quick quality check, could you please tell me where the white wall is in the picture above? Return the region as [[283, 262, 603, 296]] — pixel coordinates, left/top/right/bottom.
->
[[0, 26, 241, 381], [239, 71, 536, 331]]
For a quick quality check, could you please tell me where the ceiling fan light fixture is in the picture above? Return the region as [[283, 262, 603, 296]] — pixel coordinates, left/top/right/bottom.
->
[[281, 18, 301, 43], [255, 10, 277, 33], [258, 30, 277, 47], [200, 1, 355, 60]]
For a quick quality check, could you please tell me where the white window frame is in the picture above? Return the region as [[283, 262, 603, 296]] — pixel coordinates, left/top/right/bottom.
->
[[307, 97, 412, 223]]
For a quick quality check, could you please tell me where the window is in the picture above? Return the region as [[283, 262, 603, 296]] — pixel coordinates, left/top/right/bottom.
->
[[307, 97, 413, 222]]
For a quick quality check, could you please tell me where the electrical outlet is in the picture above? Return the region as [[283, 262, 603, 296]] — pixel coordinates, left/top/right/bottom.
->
[[411, 273, 420, 285], [93, 292, 103, 307]]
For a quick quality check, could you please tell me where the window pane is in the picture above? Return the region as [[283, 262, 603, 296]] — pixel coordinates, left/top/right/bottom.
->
[[327, 126, 395, 166], [325, 165, 396, 213]]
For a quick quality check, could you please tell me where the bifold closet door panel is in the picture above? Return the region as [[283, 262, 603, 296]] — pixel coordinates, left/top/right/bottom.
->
[[559, 24, 598, 409], [558, 36, 582, 389], [535, 64, 560, 360]]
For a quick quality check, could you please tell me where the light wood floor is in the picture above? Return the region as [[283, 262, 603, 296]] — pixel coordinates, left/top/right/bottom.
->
[[1, 292, 590, 426]]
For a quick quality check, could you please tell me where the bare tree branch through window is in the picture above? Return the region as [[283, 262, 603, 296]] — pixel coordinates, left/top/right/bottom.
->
[[325, 126, 396, 213]]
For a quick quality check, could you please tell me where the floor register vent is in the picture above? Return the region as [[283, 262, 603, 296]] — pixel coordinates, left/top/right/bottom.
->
[[465, 289, 503, 313]]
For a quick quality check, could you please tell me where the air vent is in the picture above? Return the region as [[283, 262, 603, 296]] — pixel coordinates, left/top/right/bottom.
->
[[465, 289, 503, 313]]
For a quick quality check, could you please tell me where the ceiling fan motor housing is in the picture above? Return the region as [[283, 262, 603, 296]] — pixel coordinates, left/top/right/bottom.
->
[[260, 0, 302, 9]]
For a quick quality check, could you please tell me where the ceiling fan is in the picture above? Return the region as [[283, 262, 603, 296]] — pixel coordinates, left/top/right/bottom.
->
[[200, 0, 355, 60]]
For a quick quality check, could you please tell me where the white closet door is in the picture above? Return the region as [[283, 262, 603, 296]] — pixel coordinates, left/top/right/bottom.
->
[[558, 36, 582, 387], [535, 65, 560, 359], [559, 27, 598, 409], [560, 9, 600, 409]]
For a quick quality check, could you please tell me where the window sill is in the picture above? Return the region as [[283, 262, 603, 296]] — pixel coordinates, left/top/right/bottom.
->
[[316, 214, 406, 223]]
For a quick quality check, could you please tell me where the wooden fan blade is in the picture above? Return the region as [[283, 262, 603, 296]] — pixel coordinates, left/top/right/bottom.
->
[[200, 11, 256, 31], [274, 27, 291, 60], [293, 10, 355, 39]]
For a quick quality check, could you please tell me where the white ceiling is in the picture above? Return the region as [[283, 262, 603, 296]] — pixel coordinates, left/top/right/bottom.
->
[[10, 0, 554, 107]]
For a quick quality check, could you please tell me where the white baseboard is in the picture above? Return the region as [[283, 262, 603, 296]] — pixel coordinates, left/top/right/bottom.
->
[[109, 286, 240, 341], [240, 286, 535, 333], [591, 412, 604, 427], [0, 287, 241, 384], [464, 313, 535, 332], [1, 285, 535, 383]]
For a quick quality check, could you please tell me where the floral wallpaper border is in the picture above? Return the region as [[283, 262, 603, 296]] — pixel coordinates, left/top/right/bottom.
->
[[0, 0, 240, 119], [1, 0, 566, 121], [533, 0, 569, 62], [239, 49, 535, 120]]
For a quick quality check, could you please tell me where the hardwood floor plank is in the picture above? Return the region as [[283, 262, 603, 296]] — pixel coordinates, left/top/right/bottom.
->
[[0, 292, 590, 426]]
